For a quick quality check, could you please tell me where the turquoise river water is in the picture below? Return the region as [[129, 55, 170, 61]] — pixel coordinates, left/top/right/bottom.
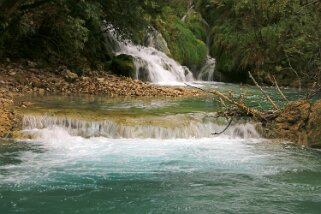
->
[[0, 82, 321, 213]]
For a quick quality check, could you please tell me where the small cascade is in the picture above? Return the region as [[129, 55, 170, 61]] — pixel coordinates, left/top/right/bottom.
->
[[22, 115, 260, 139], [107, 26, 194, 85], [197, 56, 216, 81], [180, 3, 216, 82]]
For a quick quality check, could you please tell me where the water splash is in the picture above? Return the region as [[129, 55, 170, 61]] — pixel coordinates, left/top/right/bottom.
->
[[22, 115, 260, 139]]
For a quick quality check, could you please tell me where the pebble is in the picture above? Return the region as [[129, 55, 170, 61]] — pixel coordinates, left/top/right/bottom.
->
[[9, 71, 16, 76]]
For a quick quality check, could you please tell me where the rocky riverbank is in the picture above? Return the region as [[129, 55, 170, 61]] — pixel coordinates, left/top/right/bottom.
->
[[0, 62, 201, 97], [0, 88, 20, 138], [0, 61, 202, 138]]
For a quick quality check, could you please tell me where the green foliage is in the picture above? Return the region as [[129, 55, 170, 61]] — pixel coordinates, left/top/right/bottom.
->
[[154, 7, 208, 68], [0, 0, 165, 70], [197, 0, 321, 85], [184, 10, 208, 42]]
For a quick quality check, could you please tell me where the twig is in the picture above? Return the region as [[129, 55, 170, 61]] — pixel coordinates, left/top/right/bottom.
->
[[219, 97, 227, 108], [212, 117, 233, 135], [285, 52, 302, 91], [269, 75, 288, 102], [248, 71, 279, 111]]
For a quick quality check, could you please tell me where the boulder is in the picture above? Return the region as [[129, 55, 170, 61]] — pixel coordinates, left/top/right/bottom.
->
[[111, 54, 136, 78]]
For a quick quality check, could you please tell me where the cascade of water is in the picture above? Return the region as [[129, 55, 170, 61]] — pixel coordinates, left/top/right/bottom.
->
[[197, 56, 216, 81], [107, 26, 194, 85], [22, 115, 260, 139]]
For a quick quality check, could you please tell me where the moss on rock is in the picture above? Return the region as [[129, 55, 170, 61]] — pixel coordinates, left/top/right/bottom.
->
[[110, 54, 136, 78]]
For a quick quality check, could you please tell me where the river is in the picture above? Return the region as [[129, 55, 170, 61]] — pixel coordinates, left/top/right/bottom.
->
[[1, 82, 321, 213]]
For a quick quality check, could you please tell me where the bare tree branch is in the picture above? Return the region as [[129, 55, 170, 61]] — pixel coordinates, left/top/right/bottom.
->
[[248, 71, 279, 111]]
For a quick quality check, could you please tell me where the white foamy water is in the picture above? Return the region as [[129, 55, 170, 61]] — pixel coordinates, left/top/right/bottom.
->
[[0, 126, 270, 185], [22, 115, 260, 139], [108, 27, 194, 85]]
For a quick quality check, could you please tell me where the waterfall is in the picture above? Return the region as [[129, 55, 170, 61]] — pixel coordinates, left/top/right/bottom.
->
[[22, 115, 260, 139], [107, 26, 194, 86], [197, 56, 216, 81]]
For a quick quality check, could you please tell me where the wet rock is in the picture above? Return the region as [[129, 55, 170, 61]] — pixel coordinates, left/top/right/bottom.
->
[[111, 54, 136, 78]]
